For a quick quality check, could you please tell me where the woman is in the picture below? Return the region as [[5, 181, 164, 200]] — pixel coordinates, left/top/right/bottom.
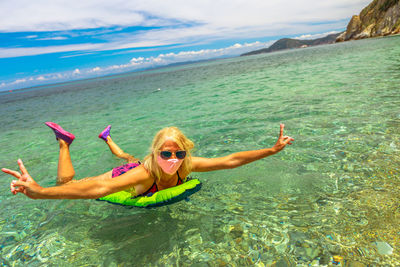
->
[[2, 122, 294, 200]]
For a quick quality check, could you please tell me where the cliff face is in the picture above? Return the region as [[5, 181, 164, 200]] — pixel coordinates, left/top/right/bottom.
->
[[337, 0, 400, 42]]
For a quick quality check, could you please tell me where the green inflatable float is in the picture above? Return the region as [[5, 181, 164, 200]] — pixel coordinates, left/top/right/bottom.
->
[[97, 178, 201, 208]]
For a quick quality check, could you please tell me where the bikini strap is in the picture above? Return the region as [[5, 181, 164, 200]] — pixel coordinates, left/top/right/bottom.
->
[[176, 171, 184, 184]]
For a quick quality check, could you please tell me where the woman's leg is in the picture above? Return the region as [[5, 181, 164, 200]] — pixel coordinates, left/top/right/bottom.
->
[[105, 136, 139, 163], [57, 139, 75, 185], [72, 170, 113, 183], [46, 123, 115, 185], [44, 122, 77, 185], [57, 139, 113, 184], [99, 125, 139, 163]]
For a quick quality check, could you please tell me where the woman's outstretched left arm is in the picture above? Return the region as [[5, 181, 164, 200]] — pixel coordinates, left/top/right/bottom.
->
[[192, 124, 294, 172], [2, 159, 148, 199]]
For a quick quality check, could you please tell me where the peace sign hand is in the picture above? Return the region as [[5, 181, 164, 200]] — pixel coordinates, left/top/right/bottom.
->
[[2, 159, 43, 199], [272, 124, 294, 153]]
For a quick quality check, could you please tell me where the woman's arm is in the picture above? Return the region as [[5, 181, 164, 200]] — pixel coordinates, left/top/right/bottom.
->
[[2, 159, 149, 199], [192, 124, 294, 172]]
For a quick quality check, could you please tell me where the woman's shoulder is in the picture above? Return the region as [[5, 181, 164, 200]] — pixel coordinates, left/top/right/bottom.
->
[[130, 165, 156, 195], [121, 164, 153, 183]]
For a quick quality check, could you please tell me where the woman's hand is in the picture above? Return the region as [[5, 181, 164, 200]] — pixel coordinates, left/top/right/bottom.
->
[[272, 124, 294, 153], [2, 159, 43, 199]]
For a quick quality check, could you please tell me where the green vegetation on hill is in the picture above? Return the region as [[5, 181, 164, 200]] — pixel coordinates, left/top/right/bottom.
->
[[336, 0, 400, 42], [241, 33, 341, 56]]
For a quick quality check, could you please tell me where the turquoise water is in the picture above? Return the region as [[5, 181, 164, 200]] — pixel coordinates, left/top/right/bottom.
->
[[1, 36, 399, 266]]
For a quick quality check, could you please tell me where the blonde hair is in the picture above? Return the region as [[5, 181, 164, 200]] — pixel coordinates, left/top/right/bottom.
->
[[143, 127, 194, 181]]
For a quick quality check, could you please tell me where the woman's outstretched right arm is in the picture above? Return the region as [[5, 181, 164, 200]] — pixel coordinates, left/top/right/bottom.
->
[[2, 159, 148, 199]]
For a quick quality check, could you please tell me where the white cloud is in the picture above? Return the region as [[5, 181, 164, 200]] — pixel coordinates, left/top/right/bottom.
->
[[0, 43, 102, 58], [66, 41, 270, 75], [295, 31, 341, 40], [0, 36, 182, 58], [0, 1, 371, 33], [0, 1, 371, 58], [121, 41, 271, 70], [37, 36, 68, 41], [60, 52, 95, 58], [90, 67, 101, 72], [10, 78, 27, 85], [0, 0, 373, 90], [108, 41, 273, 72], [0, 1, 146, 32], [0, 40, 271, 91], [2, 72, 71, 91]]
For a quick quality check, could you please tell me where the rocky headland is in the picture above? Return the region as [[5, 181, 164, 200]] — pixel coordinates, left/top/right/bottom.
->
[[336, 0, 400, 42], [241, 0, 399, 56], [241, 33, 341, 56]]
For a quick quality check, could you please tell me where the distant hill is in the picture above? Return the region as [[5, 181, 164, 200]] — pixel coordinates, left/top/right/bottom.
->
[[241, 33, 342, 56], [336, 0, 400, 42]]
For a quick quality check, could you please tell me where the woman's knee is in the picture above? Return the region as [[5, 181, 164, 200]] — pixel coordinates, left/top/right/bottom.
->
[[56, 175, 75, 185]]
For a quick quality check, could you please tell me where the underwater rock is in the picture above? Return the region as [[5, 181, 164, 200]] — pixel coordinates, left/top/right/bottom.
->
[[0, 256, 11, 266], [211, 229, 225, 243], [305, 247, 321, 260], [229, 224, 244, 239], [273, 256, 295, 266], [190, 262, 209, 267], [319, 253, 331, 265], [345, 259, 366, 267], [288, 230, 308, 243], [246, 249, 260, 265], [326, 244, 342, 255], [374, 241, 393, 255], [186, 233, 203, 246]]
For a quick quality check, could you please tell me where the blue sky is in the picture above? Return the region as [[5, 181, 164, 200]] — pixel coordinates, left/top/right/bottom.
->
[[0, 0, 371, 91]]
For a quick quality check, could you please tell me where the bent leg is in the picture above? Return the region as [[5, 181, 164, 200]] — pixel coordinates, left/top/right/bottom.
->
[[105, 136, 139, 163], [57, 139, 75, 185]]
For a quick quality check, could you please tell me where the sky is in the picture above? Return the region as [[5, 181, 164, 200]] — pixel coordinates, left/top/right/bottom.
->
[[0, 0, 371, 91]]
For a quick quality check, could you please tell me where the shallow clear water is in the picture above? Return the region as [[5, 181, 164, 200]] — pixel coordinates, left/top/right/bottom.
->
[[0, 36, 399, 266]]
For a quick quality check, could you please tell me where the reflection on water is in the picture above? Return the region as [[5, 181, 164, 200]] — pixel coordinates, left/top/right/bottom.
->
[[0, 36, 399, 266]]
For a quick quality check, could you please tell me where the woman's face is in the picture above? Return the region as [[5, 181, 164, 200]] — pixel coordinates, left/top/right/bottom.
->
[[159, 139, 182, 158], [156, 139, 185, 175]]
